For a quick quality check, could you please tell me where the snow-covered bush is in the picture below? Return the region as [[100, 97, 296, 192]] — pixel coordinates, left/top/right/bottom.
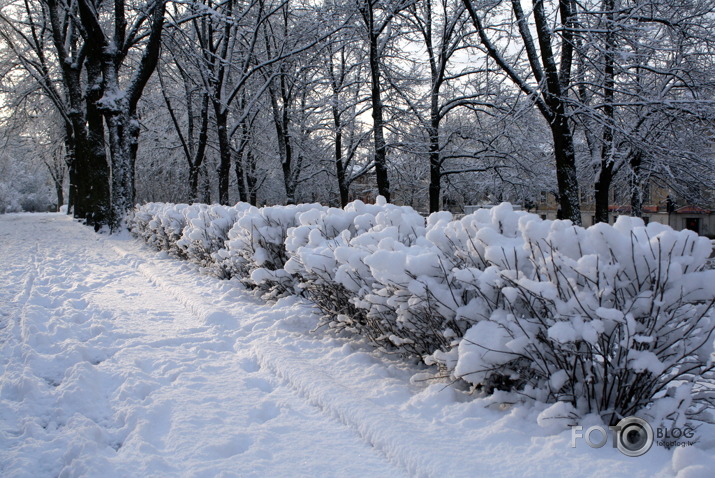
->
[[285, 197, 458, 356], [295, 202, 531, 361], [427, 203, 531, 272], [128, 202, 163, 242], [214, 203, 325, 296], [0, 156, 54, 213], [453, 215, 715, 426], [176, 203, 248, 276], [284, 199, 390, 342], [0, 181, 24, 213], [129, 202, 191, 256]]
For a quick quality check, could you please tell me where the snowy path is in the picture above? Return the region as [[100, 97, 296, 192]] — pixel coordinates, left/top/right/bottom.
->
[[1, 213, 712, 477]]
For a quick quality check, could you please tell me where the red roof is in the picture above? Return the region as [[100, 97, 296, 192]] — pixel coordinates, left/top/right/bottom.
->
[[608, 205, 631, 213], [675, 205, 711, 214]]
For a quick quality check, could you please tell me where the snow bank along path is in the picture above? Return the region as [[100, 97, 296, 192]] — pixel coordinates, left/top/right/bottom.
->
[[0, 213, 712, 477]]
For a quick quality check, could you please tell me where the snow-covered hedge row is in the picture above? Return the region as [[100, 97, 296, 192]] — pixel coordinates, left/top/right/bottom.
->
[[128, 202, 325, 290], [129, 199, 715, 426], [449, 212, 715, 426], [284, 197, 448, 356], [214, 203, 325, 295], [175, 203, 247, 273], [130, 202, 191, 256]]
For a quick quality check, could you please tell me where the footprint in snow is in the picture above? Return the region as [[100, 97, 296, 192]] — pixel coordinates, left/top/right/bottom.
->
[[201, 433, 253, 458], [239, 356, 260, 373], [243, 377, 274, 394], [248, 401, 281, 425]]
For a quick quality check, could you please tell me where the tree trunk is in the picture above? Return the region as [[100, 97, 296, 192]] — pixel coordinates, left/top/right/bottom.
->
[[282, 140, 296, 205], [335, 133, 350, 208], [428, 112, 441, 213], [101, 57, 134, 227], [594, 0, 616, 224], [64, 135, 76, 214], [200, 162, 211, 204], [367, 26, 390, 202], [234, 158, 247, 203], [247, 151, 258, 206], [332, 102, 349, 207], [214, 108, 232, 205], [100, 51, 134, 227], [550, 118, 581, 224], [54, 180, 64, 212], [191, 93, 210, 203], [47, 142, 67, 212], [629, 150, 644, 217], [80, 58, 111, 229], [189, 164, 200, 204], [234, 113, 252, 204], [269, 82, 296, 204], [594, 162, 614, 223]]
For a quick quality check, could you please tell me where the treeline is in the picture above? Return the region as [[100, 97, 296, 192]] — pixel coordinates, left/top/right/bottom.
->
[[1, 0, 714, 228]]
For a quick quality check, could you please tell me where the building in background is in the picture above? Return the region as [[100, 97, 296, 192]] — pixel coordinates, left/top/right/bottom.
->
[[529, 184, 715, 237]]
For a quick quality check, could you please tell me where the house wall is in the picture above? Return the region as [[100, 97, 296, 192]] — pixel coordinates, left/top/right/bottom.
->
[[647, 213, 715, 237]]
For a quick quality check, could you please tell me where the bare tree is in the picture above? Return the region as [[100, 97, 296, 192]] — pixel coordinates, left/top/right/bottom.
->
[[462, 0, 582, 223], [572, 0, 715, 222], [158, 3, 211, 203], [321, 34, 373, 206], [396, 0, 499, 212], [73, 0, 166, 228], [358, 0, 414, 203]]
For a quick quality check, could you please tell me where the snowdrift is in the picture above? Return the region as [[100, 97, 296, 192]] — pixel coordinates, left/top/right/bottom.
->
[[129, 199, 715, 427]]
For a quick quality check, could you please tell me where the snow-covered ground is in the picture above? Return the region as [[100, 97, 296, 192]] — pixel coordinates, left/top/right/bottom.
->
[[1, 213, 713, 477]]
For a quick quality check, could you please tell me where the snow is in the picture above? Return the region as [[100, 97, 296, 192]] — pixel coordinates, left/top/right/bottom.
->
[[1, 212, 713, 477]]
